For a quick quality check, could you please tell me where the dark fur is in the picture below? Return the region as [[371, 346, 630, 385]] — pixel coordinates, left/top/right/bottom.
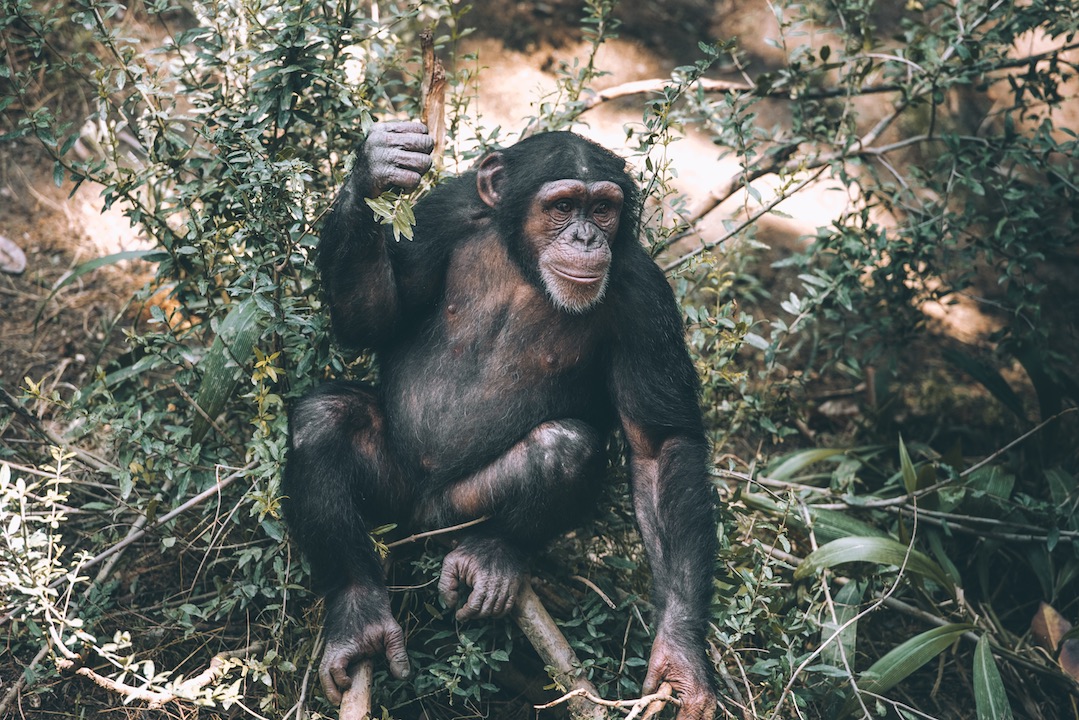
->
[[283, 130, 717, 710]]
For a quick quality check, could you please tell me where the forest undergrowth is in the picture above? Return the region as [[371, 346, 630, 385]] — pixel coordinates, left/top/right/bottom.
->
[[1, 1, 1078, 718]]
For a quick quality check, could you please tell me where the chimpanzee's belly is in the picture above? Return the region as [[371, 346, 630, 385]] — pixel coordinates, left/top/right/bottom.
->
[[380, 238, 611, 482], [380, 313, 610, 482]]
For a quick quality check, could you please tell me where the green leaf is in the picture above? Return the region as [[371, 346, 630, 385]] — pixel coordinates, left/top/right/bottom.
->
[[794, 536, 956, 592], [765, 447, 848, 481], [942, 347, 1027, 420], [898, 436, 917, 494], [820, 581, 863, 673], [974, 636, 1013, 720], [1045, 468, 1076, 507], [967, 466, 1015, 500], [191, 297, 262, 441], [841, 624, 975, 717]]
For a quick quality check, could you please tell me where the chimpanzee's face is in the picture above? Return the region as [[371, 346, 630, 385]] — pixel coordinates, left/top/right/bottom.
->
[[522, 179, 623, 313]]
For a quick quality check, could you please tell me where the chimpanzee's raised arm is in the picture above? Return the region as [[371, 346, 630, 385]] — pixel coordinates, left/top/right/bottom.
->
[[316, 122, 434, 350], [608, 251, 718, 720]]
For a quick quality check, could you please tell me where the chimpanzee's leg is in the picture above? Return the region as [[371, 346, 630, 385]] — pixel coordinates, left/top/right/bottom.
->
[[282, 381, 413, 704], [415, 419, 605, 621]]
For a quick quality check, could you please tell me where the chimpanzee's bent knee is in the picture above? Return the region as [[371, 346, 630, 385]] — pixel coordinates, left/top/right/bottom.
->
[[529, 418, 605, 494]]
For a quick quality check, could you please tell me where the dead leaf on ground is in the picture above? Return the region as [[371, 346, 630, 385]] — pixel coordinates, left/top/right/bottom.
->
[[1030, 601, 1079, 682]]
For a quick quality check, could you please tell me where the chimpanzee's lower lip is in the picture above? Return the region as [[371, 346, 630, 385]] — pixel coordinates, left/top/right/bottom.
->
[[551, 266, 606, 284]]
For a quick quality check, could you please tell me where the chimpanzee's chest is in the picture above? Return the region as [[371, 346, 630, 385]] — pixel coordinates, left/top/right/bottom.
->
[[380, 234, 612, 477]]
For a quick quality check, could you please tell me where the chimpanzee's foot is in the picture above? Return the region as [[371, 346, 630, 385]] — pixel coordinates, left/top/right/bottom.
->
[[438, 536, 525, 621]]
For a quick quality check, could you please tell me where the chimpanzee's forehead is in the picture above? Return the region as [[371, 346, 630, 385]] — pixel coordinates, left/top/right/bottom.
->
[[509, 132, 629, 185]]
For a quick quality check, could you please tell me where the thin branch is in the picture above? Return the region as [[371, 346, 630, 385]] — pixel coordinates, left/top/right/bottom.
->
[[55, 642, 261, 710], [761, 408, 1078, 512], [572, 575, 617, 609], [958, 408, 1076, 479], [570, 40, 1079, 120], [60, 462, 253, 583], [663, 164, 828, 272], [384, 515, 490, 549], [535, 682, 678, 720], [170, 380, 243, 452], [581, 78, 751, 111], [0, 643, 50, 715], [0, 384, 119, 473]]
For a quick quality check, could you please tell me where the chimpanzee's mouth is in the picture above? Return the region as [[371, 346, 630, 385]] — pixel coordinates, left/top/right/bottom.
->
[[550, 266, 607, 285]]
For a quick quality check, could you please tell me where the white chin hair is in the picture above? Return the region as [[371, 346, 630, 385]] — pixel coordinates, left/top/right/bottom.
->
[[540, 266, 608, 314]]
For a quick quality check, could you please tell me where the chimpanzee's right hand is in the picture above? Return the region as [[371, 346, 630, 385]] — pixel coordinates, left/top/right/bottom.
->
[[359, 121, 434, 197], [320, 584, 411, 706]]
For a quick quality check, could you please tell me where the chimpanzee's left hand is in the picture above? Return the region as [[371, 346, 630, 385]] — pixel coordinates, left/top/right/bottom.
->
[[644, 631, 717, 720]]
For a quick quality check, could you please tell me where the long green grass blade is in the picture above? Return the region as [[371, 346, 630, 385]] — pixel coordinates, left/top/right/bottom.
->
[[765, 447, 848, 481], [942, 347, 1027, 420], [841, 624, 975, 717], [794, 536, 955, 591], [820, 581, 864, 672], [35, 249, 169, 324], [974, 636, 1014, 720], [898, 436, 917, 494]]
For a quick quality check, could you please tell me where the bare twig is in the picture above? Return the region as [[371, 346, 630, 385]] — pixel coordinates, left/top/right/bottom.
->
[[55, 643, 260, 710], [571, 575, 617, 609], [0, 643, 50, 715], [535, 682, 678, 720], [384, 515, 489, 549], [171, 380, 243, 451], [61, 462, 253, 583], [580, 78, 750, 111], [339, 659, 374, 720]]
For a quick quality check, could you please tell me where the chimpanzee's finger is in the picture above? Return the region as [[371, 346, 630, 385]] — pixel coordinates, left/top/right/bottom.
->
[[383, 624, 411, 679], [321, 655, 348, 706], [375, 121, 428, 136], [393, 149, 434, 174], [456, 578, 487, 621], [385, 131, 435, 154], [438, 560, 461, 608]]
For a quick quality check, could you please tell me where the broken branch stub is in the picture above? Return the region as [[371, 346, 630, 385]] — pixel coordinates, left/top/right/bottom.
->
[[418, 29, 446, 171]]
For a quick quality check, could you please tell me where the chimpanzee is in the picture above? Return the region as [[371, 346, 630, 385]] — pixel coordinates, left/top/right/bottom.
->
[[283, 122, 717, 719]]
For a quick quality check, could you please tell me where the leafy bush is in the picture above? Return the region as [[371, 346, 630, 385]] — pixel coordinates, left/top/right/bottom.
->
[[1, 0, 1078, 718]]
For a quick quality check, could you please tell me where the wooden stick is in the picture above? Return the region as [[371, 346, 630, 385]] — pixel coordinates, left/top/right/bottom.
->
[[339, 659, 375, 720], [640, 682, 674, 719], [418, 29, 446, 171], [513, 581, 607, 720]]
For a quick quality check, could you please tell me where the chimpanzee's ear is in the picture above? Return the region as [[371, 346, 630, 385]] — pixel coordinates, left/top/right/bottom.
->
[[476, 152, 505, 208]]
